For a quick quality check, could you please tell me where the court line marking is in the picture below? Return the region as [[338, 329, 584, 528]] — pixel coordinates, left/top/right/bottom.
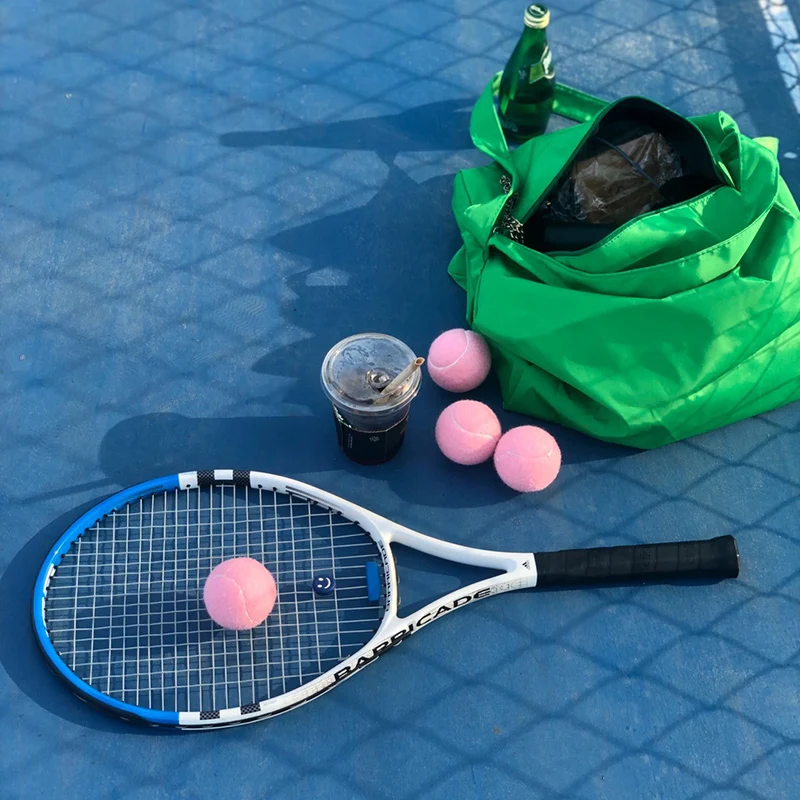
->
[[759, 0, 800, 115]]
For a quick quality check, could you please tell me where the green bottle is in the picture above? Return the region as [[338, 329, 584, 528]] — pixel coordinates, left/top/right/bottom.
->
[[498, 4, 555, 140]]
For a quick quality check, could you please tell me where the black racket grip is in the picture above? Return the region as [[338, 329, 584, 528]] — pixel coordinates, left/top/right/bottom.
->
[[534, 536, 739, 587]]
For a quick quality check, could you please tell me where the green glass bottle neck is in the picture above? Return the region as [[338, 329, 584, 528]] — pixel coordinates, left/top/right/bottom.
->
[[519, 25, 548, 52], [508, 24, 550, 79]]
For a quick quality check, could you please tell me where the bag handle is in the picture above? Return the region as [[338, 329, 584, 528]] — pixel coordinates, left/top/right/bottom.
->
[[470, 73, 609, 169], [553, 83, 609, 122]]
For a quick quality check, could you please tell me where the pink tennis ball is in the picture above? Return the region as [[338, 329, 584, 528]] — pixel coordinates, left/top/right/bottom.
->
[[435, 399, 502, 465], [203, 557, 277, 630], [427, 328, 492, 392], [494, 426, 561, 492]]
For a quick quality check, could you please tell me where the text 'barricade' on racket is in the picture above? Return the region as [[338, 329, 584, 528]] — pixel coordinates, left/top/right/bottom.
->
[[34, 470, 740, 729]]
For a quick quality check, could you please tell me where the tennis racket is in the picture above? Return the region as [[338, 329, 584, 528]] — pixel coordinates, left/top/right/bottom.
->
[[34, 469, 740, 729]]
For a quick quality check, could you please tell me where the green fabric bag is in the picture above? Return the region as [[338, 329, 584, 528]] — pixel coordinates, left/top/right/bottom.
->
[[448, 74, 800, 449]]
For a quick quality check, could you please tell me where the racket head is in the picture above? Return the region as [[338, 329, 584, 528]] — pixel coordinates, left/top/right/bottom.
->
[[33, 470, 397, 728]]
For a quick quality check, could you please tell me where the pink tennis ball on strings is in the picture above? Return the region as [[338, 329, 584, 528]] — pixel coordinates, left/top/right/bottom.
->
[[427, 328, 492, 392], [435, 400, 502, 465], [494, 426, 561, 492], [203, 557, 277, 630]]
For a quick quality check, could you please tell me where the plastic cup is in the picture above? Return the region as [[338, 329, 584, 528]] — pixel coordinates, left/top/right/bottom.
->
[[321, 333, 422, 465]]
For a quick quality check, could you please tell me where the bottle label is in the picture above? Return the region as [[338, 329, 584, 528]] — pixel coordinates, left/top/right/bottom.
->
[[519, 46, 554, 84]]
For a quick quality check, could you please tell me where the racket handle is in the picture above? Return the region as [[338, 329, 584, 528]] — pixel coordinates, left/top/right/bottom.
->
[[534, 535, 739, 587]]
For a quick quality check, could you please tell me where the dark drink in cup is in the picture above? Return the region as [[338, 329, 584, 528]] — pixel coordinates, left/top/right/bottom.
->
[[321, 334, 422, 465]]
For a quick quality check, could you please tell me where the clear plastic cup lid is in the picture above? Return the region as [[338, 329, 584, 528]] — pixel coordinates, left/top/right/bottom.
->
[[321, 333, 421, 414]]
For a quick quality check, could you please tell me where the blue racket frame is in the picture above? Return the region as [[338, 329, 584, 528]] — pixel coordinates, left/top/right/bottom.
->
[[33, 475, 182, 726]]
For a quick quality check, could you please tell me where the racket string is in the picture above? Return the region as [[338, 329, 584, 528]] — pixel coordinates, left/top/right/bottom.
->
[[44, 485, 385, 714]]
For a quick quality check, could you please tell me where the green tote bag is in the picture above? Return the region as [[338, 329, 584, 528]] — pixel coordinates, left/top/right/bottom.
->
[[449, 74, 800, 449]]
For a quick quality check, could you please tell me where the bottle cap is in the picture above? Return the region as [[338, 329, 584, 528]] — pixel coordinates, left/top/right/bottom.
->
[[524, 4, 550, 28]]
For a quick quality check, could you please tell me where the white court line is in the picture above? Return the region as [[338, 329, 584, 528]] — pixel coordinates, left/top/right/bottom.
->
[[759, 0, 800, 115]]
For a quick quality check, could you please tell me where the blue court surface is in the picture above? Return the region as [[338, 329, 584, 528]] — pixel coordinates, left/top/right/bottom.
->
[[2, 0, 800, 798]]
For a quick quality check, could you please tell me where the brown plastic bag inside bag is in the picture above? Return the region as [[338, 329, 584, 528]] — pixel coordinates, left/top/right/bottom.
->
[[551, 129, 684, 226]]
